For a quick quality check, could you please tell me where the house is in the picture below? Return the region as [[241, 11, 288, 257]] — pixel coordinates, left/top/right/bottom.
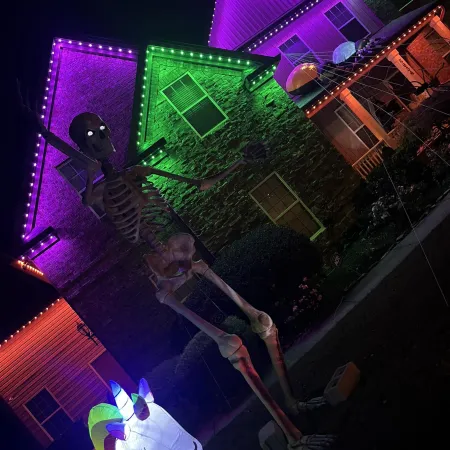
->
[[208, 1, 450, 177], [302, 3, 450, 177], [0, 257, 135, 449], [133, 41, 360, 254], [15, 31, 362, 388]]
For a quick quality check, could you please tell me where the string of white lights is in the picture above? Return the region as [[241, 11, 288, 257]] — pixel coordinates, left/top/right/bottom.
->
[[302, 68, 449, 308], [282, 35, 450, 59], [316, 68, 450, 161], [303, 62, 450, 124]]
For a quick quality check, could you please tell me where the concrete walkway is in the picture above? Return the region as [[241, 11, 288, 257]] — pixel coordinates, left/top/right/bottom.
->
[[202, 190, 450, 448]]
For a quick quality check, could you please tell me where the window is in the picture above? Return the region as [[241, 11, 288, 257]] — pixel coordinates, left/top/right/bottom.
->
[[250, 173, 325, 240], [25, 389, 72, 440], [57, 159, 105, 218], [162, 73, 228, 138], [279, 35, 319, 66], [335, 104, 380, 149], [425, 30, 449, 54], [325, 2, 369, 41]]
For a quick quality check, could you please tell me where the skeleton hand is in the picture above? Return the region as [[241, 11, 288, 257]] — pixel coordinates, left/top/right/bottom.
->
[[290, 434, 336, 450], [241, 142, 267, 164], [295, 396, 328, 413], [16, 80, 47, 135]]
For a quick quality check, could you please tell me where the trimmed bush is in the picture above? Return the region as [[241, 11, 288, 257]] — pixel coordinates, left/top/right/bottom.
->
[[187, 223, 322, 336]]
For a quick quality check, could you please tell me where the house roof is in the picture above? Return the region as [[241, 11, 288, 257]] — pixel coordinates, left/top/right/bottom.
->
[[371, 1, 438, 44], [21, 37, 137, 245], [208, 0, 304, 50], [135, 42, 278, 153], [304, 3, 442, 117], [0, 255, 59, 343]]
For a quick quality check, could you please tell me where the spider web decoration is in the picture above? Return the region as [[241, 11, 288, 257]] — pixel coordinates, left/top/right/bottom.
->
[[291, 29, 450, 308]]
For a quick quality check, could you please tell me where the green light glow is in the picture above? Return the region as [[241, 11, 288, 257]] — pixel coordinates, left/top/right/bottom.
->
[[190, 52, 194, 56], [228, 58, 231, 62], [218, 57, 222, 61], [238, 60, 241, 63], [161, 48, 165, 52], [246, 61, 250, 65], [209, 55, 212, 59], [151, 46, 155, 50], [200, 54, 203, 58], [171, 49, 174, 53], [180, 51, 184, 55]]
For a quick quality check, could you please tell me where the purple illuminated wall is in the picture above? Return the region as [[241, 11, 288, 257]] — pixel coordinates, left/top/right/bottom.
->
[[209, 0, 383, 58], [26, 39, 137, 289], [208, 0, 301, 50], [234, 0, 383, 90]]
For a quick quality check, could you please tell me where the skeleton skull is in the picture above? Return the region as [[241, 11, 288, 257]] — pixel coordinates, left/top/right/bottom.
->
[[69, 112, 116, 160]]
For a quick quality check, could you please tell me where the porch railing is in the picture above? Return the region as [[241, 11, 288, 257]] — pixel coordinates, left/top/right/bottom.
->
[[352, 144, 384, 179]]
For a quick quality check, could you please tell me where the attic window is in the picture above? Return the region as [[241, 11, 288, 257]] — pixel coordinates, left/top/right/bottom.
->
[[57, 159, 106, 219], [249, 172, 325, 240], [278, 35, 319, 66], [162, 73, 228, 138], [25, 389, 72, 441], [325, 2, 369, 42]]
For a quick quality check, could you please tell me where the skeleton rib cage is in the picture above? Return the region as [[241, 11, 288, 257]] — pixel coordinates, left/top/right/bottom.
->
[[102, 170, 171, 246]]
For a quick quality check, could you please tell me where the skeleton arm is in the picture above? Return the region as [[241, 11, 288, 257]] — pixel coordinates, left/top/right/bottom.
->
[[82, 169, 104, 206], [132, 159, 245, 191]]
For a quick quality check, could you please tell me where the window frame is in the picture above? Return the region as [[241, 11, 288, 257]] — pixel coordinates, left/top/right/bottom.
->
[[335, 103, 381, 150], [57, 158, 106, 219], [23, 388, 73, 442], [324, 2, 369, 41], [278, 34, 320, 67], [161, 72, 228, 139], [249, 172, 325, 241]]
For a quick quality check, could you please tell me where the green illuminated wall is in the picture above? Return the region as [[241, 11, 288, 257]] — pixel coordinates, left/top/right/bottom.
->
[[136, 44, 360, 252]]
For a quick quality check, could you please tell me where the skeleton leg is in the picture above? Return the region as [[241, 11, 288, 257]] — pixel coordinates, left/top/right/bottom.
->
[[192, 261, 327, 414], [155, 285, 305, 448]]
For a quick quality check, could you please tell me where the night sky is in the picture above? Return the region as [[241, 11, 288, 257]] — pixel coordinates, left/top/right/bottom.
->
[[6, 0, 214, 256]]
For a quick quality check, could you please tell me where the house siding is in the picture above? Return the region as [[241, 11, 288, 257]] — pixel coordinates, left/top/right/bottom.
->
[[0, 299, 132, 448], [248, 0, 382, 58], [30, 45, 137, 294]]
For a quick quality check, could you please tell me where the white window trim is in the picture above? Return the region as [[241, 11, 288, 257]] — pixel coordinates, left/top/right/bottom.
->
[[57, 158, 106, 219], [249, 172, 325, 241], [335, 103, 381, 151], [161, 72, 228, 139], [23, 388, 73, 442], [278, 34, 320, 67], [324, 2, 370, 40]]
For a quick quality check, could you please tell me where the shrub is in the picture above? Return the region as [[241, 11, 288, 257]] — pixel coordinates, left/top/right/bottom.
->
[[144, 316, 266, 435], [187, 223, 322, 336]]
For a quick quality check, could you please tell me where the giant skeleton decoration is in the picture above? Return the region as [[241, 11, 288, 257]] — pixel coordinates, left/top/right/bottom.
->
[[19, 89, 335, 449]]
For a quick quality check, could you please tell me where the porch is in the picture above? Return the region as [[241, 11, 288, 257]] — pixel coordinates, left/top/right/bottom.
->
[[304, 3, 450, 178]]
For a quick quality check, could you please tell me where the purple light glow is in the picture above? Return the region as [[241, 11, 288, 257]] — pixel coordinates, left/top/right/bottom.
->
[[21, 37, 138, 289], [21, 234, 59, 260], [22, 38, 137, 241], [208, 0, 304, 50]]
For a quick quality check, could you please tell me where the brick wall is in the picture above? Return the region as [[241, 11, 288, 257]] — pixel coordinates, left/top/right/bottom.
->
[[142, 57, 361, 254]]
